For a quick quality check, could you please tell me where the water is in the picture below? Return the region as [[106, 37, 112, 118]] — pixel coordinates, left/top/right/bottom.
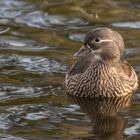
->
[[69, 95, 131, 140], [0, 0, 139, 139]]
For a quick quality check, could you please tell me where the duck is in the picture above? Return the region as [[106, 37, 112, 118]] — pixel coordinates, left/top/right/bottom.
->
[[65, 27, 138, 97]]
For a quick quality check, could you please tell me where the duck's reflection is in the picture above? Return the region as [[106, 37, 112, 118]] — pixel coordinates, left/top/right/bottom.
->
[[69, 95, 131, 140]]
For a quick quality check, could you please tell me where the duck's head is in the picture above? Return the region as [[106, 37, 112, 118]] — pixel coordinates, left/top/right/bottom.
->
[[74, 27, 125, 61]]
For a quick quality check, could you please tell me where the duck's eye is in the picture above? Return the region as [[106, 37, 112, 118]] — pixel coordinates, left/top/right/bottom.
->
[[94, 37, 101, 42]]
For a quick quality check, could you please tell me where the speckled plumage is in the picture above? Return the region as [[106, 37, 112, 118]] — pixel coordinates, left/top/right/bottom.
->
[[66, 27, 138, 97]]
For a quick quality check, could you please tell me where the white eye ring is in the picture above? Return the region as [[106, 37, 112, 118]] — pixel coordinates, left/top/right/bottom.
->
[[100, 39, 114, 43], [94, 38, 114, 43]]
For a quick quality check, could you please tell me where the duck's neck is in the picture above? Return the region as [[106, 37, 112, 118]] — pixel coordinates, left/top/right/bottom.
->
[[93, 51, 120, 65]]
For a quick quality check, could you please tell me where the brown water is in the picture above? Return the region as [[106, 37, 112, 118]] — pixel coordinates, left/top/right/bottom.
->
[[0, 0, 139, 140]]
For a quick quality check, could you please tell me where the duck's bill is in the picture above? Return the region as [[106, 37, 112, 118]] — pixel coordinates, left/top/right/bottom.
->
[[73, 45, 91, 57]]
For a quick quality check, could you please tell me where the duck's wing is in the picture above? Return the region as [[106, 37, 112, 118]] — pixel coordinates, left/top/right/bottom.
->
[[117, 57, 138, 92], [68, 54, 94, 76], [65, 54, 94, 89]]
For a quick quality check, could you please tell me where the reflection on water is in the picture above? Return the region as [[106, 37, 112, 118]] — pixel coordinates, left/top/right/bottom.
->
[[69, 95, 131, 140], [0, 0, 139, 139]]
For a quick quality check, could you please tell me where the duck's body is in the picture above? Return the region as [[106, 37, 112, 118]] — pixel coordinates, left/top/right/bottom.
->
[[66, 27, 138, 97], [66, 54, 138, 97]]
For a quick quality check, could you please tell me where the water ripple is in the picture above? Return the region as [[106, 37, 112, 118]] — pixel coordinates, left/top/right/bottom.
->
[[16, 11, 88, 30], [0, 0, 36, 19], [0, 114, 11, 129], [0, 36, 49, 51], [6, 103, 86, 125], [69, 33, 85, 42], [0, 0, 88, 30], [0, 55, 67, 73], [112, 21, 140, 28], [125, 118, 140, 137], [0, 134, 26, 140]]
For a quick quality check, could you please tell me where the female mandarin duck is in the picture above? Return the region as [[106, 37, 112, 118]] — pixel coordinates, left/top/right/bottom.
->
[[66, 27, 138, 97]]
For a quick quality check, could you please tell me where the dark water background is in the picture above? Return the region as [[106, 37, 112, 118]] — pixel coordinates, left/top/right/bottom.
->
[[0, 0, 139, 139]]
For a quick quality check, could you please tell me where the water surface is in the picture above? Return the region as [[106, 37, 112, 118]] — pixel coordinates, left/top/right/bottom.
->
[[0, 0, 139, 140]]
